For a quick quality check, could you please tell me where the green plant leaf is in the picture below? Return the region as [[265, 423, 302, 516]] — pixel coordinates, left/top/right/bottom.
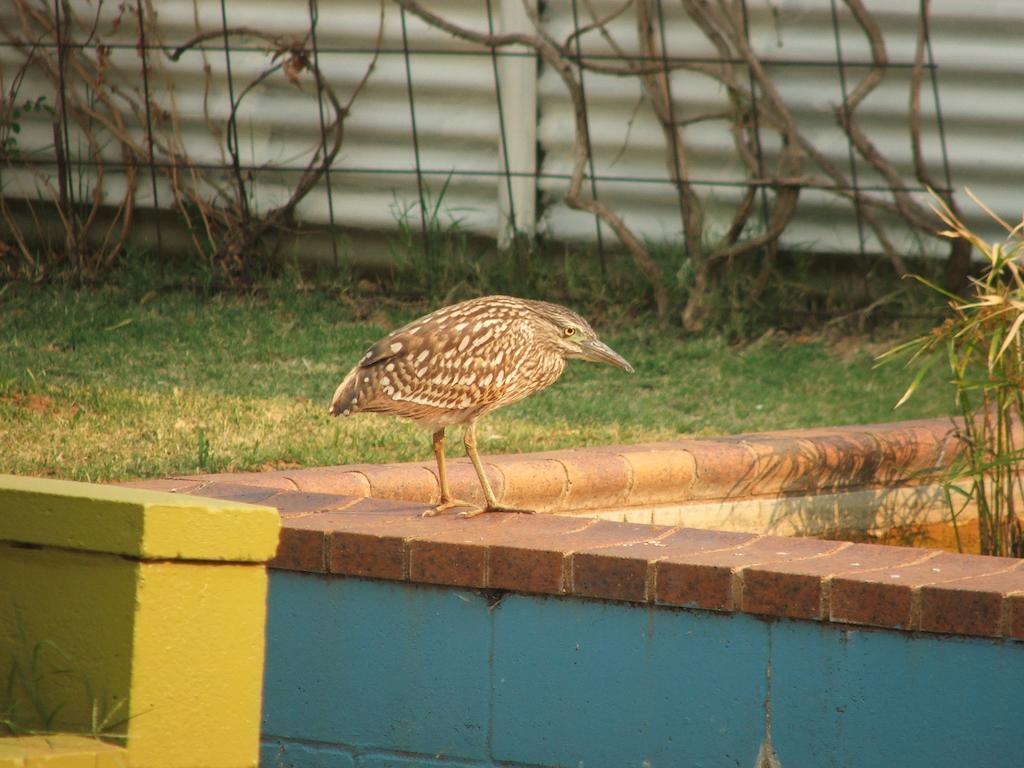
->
[[894, 353, 938, 409]]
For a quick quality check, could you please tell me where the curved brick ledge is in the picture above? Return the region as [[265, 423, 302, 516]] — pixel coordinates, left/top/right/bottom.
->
[[128, 418, 956, 513], [119, 418, 1024, 642]]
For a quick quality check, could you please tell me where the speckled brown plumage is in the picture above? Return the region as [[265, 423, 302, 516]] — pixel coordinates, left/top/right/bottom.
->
[[329, 295, 633, 517]]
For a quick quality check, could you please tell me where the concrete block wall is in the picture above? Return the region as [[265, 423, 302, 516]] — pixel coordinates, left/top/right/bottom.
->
[[257, 575, 1024, 768]]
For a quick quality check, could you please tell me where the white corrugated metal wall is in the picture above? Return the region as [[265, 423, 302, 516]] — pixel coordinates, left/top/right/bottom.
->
[[1, 0, 1022, 258]]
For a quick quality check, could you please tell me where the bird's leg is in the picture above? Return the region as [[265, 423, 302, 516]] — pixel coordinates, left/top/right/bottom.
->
[[424, 428, 474, 516], [458, 419, 535, 519]]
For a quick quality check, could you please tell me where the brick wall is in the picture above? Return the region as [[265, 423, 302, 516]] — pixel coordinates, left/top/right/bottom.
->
[[122, 419, 1024, 767]]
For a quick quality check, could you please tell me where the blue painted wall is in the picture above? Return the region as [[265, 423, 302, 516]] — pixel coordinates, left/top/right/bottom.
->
[[261, 572, 1024, 768]]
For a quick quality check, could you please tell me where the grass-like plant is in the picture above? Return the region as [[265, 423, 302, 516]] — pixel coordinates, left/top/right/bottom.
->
[[2, 608, 128, 739], [883, 191, 1024, 557]]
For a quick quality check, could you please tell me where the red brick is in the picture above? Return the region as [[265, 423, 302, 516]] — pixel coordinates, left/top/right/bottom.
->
[[871, 420, 954, 479], [485, 516, 593, 594], [656, 561, 736, 611], [657, 535, 846, 612], [323, 499, 430, 580], [262, 490, 361, 517], [738, 435, 822, 496], [1008, 593, 1024, 641], [653, 532, 762, 611], [742, 543, 931, 621], [278, 468, 372, 497], [831, 551, 1018, 630], [346, 464, 436, 502], [488, 517, 674, 598], [330, 530, 406, 580], [676, 439, 758, 500], [409, 539, 488, 587], [271, 513, 357, 572], [490, 455, 568, 512], [743, 568, 824, 620], [573, 528, 755, 604], [170, 470, 299, 491], [919, 565, 1024, 638], [115, 477, 208, 493], [407, 513, 513, 588], [801, 429, 883, 491], [181, 481, 282, 505], [830, 577, 913, 629], [571, 551, 650, 603], [618, 446, 696, 506], [551, 519, 674, 601], [556, 451, 632, 511]]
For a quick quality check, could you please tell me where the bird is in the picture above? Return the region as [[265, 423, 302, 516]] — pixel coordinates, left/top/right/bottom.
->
[[329, 295, 634, 518]]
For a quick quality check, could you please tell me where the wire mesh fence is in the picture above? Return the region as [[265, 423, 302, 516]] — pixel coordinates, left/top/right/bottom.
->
[[1, 0, 1021, 319]]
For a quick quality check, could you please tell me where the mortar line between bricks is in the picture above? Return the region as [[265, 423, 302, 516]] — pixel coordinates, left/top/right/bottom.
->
[[561, 518, 605, 593], [641, 534, 762, 603], [614, 449, 639, 500], [344, 470, 373, 497], [909, 587, 924, 630], [570, 524, 683, 554], [565, 528, 684, 598], [908, 558, 1024, 633], [550, 457, 574, 500], [269, 496, 366, 519], [491, 459, 569, 508], [999, 596, 1013, 638], [274, 475, 302, 491], [260, 733, 358, 757], [998, 587, 1024, 638], [414, 464, 444, 505], [732, 541, 853, 614], [810, 548, 941, 621], [401, 537, 412, 581]]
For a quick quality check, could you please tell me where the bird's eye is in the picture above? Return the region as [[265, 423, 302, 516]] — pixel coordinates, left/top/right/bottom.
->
[[563, 326, 576, 337]]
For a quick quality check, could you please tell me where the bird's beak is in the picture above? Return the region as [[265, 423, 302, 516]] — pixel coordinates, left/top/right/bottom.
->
[[579, 338, 634, 373]]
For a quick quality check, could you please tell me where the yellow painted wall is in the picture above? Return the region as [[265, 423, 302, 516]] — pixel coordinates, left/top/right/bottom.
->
[[0, 546, 135, 736], [0, 475, 280, 768], [127, 561, 269, 768]]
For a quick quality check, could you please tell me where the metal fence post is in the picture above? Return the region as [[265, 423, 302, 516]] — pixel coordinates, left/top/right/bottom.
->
[[496, 0, 537, 248]]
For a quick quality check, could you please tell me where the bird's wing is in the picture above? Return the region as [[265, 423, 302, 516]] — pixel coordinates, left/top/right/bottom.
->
[[330, 331, 424, 416], [355, 331, 422, 369]]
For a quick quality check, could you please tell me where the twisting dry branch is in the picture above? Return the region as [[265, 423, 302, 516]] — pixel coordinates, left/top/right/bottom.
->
[[0, 0, 383, 279], [392, 0, 964, 328], [0, 0, 971, 319], [395, 0, 670, 320]]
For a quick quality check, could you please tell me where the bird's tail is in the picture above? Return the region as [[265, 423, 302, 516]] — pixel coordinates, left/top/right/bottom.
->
[[328, 368, 360, 417]]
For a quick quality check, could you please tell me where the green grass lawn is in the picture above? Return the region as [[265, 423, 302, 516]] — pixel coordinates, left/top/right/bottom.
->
[[0, 280, 954, 482]]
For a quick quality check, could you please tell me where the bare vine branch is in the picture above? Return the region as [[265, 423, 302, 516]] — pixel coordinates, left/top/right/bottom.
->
[[395, 0, 670, 320], [1, 0, 383, 279]]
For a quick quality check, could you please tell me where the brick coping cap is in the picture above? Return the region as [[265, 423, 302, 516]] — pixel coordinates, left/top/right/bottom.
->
[[119, 418, 1024, 641], [122, 417, 959, 513], [127, 478, 1024, 643]]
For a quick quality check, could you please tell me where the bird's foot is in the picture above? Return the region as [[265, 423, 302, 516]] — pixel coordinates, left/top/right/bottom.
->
[[457, 504, 536, 519], [422, 498, 476, 517]]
